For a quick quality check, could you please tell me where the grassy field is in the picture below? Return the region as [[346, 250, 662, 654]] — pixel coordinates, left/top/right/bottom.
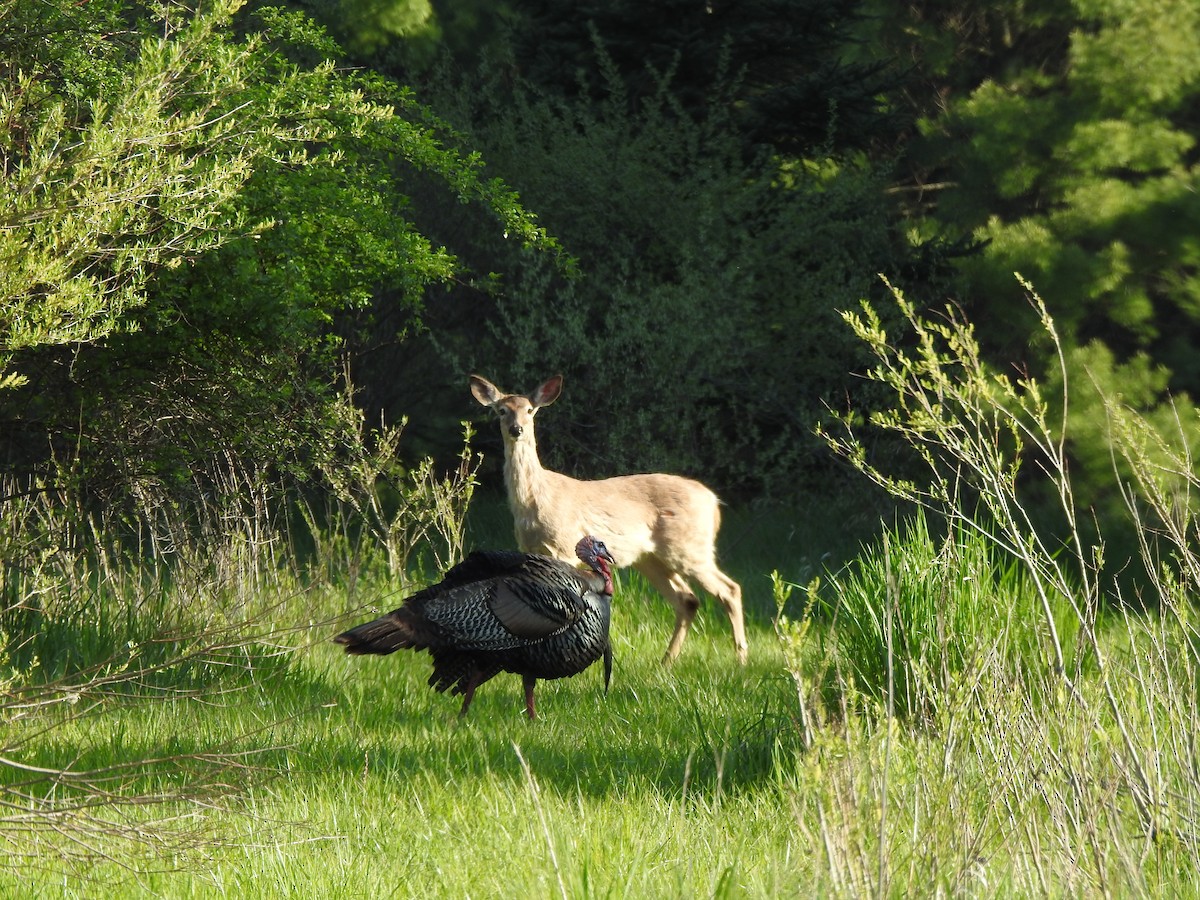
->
[[16, 598, 800, 897], [0, 495, 875, 898], [5, 489, 1200, 898]]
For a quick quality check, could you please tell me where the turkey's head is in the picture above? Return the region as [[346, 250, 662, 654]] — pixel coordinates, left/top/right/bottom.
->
[[575, 535, 616, 595]]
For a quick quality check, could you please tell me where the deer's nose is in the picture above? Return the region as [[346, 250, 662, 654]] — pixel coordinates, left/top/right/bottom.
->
[[508, 424, 524, 439]]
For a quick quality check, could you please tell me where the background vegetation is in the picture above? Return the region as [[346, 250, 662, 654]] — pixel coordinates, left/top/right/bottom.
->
[[2, 0, 1200, 892], [7, 0, 1197, 504]]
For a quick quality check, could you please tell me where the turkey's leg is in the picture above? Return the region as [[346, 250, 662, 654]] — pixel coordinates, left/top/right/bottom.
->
[[523, 674, 538, 720], [458, 670, 486, 717]]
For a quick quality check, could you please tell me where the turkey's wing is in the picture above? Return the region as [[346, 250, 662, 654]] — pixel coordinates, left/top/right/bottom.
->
[[487, 572, 588, 639]]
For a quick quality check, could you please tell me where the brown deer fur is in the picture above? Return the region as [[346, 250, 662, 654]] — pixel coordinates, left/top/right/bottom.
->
[[470, 374, 748, 664]]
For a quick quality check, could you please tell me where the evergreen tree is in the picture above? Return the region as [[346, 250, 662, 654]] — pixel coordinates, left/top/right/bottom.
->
[[870, 0, 1200, 536], [881, 0, 1200, 385]]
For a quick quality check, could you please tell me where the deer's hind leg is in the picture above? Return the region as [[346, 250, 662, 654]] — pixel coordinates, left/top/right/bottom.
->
[[634, 557, 700, 665], [692, 566, 748, 664]]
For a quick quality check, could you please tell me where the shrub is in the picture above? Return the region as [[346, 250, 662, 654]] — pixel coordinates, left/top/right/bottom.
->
[[409, 48, 908, 498], [799, 275, 1200, 884], [816, 510, 1077, 720]]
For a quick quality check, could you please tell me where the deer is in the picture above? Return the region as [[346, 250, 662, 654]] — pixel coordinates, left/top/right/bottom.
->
[[469, 373, 748, 664]]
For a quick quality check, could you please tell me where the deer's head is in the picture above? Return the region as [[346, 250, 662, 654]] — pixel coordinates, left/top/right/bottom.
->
[[470, 374, 562, 445]]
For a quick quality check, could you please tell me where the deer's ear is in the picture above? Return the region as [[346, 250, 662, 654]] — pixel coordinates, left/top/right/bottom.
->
[[469, 375, 502, 407], [531, 375, 563, 408]]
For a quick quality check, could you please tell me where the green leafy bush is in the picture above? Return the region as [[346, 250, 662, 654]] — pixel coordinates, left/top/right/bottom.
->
[[0, 1, 552, 512]]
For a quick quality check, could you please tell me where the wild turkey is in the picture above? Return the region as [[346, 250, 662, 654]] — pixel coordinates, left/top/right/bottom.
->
[[334, 535, 616, 719]]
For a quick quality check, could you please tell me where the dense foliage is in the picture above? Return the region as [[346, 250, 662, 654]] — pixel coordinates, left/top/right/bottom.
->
[[403, 57, 906, 495], [334, 0, 932, 498], [502, 0, 900, 157], [4, 0, 1197, 510]]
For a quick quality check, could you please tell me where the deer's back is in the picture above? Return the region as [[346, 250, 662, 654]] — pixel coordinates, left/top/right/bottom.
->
[[513, 470, 721, 569]]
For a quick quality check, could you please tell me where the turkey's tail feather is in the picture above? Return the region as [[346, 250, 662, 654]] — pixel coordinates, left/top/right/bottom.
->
[[333, 612, 426, 656]]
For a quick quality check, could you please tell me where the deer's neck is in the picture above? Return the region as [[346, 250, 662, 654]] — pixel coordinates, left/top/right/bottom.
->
[[503, 433, 548, 511]]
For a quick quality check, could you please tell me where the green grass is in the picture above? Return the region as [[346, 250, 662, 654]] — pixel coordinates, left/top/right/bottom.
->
[[6, 584, 803, 898], [7, 496, 1200, 897], [818, 510, 1082, 719], [2, 494, 851, 899]]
